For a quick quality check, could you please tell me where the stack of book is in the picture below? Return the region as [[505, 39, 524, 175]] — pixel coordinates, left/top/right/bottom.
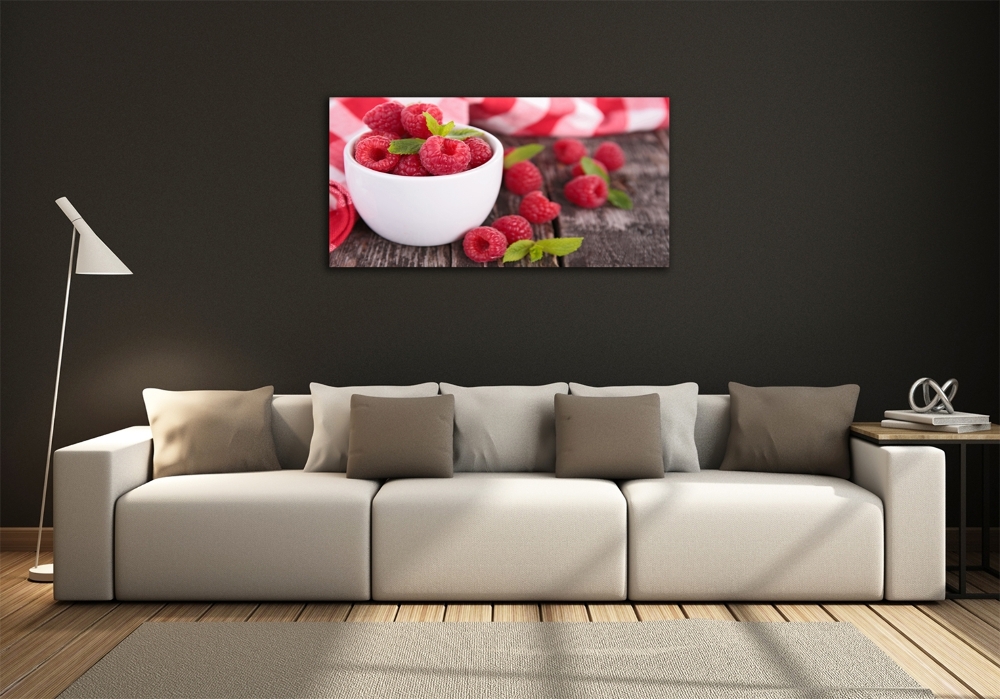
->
[[882, 410, 991, 433]]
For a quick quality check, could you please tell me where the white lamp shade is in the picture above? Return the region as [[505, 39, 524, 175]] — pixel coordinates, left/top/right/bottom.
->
[[75, 227, 132, 275], [55, 197, 132, 275]]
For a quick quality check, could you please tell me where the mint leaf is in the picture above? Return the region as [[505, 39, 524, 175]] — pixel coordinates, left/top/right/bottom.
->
[[529, 244, 544, 262], [424, 112, 444, 136], [503, 144, 544, 169], [502, 239, 534, 263], [439, 121, 455, 137], [607, 189, 633, 210], [388, 138, 425, 155], [447, 127, 485, 140], [580, 156, 610, 185], [535, 237, 583, 256]]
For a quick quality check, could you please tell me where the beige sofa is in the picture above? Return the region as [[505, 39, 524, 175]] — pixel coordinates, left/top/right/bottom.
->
[[52, 392, 945, 603]]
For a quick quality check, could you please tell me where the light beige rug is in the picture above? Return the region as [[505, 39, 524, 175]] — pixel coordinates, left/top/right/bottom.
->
[[60, 619, 932, 698]]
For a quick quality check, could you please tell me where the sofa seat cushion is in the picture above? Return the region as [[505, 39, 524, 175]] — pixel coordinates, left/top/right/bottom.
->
[[115, 471, 379, 601], [372, 473, 627, 601], [621, 471, 884, 601]]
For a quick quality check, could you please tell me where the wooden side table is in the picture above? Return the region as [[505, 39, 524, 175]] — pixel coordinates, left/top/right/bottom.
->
[[851, 422, 999, 599]]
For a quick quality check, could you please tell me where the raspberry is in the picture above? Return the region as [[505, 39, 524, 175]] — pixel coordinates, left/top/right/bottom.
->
[[572, 159, 607, 178], [362, 101, 404, 136], [393, 154, 429, 177], [354, 136, 399, 173], [519, 191, 561, 223], [419, 136, 471, 175], [564, 175, 608, 208], [401, 103, 444, 139], [503, 161, 542, 195], [463, 226, 508, 263], [492, 215, 533, 244], [553, 138, 587, 165], [594, 141, 626, 171], [466, 137, 493, 169], [361, 130, 401, 142]]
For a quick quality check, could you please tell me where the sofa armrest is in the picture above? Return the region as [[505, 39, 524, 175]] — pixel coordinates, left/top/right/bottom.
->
[[53, 427, 152, 600], [850, 437, 945, 601]]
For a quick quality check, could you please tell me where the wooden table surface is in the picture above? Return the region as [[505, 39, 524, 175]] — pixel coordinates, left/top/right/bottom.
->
[[329, 130, 670, 268], [851, 422, 1000, 443]]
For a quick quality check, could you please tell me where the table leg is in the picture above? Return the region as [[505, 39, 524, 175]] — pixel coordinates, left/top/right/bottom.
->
[[959, 444, 967, 594], [984, 445, 991, 573]]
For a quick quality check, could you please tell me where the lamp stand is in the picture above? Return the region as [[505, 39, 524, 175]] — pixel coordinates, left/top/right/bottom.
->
[[29, 226, 77, 583]]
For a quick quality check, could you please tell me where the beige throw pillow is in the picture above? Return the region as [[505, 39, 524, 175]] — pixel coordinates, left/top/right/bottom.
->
[[143, 386, 282, 479], [346, 395, 454, 479], [555, 393, 664, 479], [719, 382, 860, 478]]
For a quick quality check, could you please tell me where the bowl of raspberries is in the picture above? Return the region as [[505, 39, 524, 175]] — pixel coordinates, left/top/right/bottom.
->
[[344, 101, 503, 247]]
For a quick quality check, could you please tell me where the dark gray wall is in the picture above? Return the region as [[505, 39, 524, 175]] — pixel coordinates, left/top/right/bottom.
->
[[2, 1, 997, 527]]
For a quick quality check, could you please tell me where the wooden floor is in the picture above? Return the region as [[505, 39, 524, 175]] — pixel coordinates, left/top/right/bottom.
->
[[1, 551, 997, 699]]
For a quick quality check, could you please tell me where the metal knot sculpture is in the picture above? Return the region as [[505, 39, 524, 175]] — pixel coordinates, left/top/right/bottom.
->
[[908, 378, 958, 414]]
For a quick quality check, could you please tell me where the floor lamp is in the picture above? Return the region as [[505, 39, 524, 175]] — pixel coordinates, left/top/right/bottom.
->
[[28, 198, 132, 583]]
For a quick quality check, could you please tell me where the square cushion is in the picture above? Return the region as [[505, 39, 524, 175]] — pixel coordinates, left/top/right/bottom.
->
[[304, 382, 439, 472], [719, 383, 860, 478], [346, 395, 454, 479], [440, 383, 568, 472], [569, 382, 700, 472], [142, 386, 281, 479], [555, 394, 664, 479]]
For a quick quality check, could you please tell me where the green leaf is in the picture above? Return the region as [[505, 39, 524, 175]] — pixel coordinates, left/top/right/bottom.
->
[[503, 144, 544, 169], [535, 237, 584, 256], [607, 189, 633, 210], [424, 112, 444, 136], [439, 121, 456, 137], [388, 138, 425, 155], [529, 244, 544, 262], [580, 156, 610, 185], [447, 127, 485, 140], [502, 239, 534, 263]]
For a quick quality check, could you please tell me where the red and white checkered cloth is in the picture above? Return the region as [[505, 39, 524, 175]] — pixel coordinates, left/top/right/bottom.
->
[[329, 97, 670, 251]]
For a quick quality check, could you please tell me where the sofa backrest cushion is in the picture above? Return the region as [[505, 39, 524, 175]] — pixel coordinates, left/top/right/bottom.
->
[[273, 391, 735, 471], [569, 382, 700, 472], [695, 394, 730, 470], [272, 395, 313, 469], [303, 383, 441, 472], [440, 383, 569, 472]]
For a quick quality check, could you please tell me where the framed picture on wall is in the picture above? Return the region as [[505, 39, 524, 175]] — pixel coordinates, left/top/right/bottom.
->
[[329, 97, 670, 268]]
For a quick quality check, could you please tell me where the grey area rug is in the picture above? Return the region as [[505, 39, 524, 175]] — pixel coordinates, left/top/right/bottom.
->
[[59, 620, 932, 699]]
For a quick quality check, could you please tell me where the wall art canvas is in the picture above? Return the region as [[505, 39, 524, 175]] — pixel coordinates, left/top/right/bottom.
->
[[329, 97, 669, 268]]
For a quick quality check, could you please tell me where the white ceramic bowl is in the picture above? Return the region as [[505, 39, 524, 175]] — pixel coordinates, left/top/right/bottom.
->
[[344, 127, 503, 247]]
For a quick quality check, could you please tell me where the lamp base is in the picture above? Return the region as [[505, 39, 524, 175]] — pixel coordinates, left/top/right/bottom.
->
[[28, 563, 53, 583]]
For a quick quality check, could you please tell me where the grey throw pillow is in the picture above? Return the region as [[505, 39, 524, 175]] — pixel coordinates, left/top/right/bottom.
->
[[568, 382, 700, 472], [346, 395, 454, 479], [304, 382, 440, 472], [143, 386, 282, 479], [555, 394, 665, 479], [719, 382, 860, 478], [440, 383, 569, 472]]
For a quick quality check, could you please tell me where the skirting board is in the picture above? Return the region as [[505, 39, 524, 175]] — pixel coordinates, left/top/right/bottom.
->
[[1, 527, 53, 551]]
